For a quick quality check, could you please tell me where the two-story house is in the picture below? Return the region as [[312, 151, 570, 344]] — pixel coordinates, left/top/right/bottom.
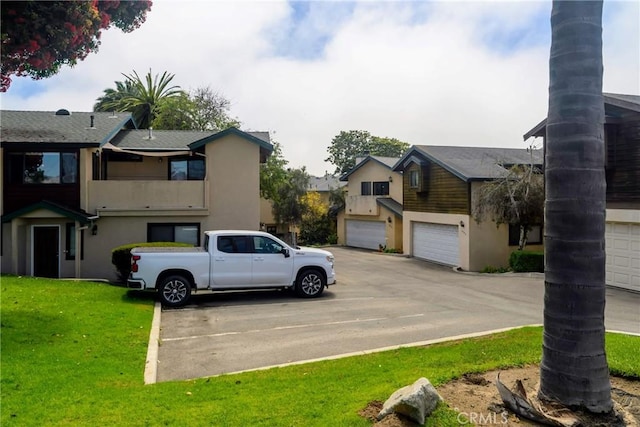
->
[[337, 156, 403, 251], [524, 93, 640, 292], [392, 146, 544, 271], [1, 110, 272, 281]]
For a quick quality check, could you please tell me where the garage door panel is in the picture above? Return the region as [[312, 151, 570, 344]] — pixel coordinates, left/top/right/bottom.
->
[[605, 222, 640, 292], [412, 222, 459, 266], [346, 220, 386, 250]]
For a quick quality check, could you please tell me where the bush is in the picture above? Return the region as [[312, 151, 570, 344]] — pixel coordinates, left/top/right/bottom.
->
[[481, 265, 510, 273], [509, 250, 544, 273], [383, 248, 402, 254], [111, 241, 192, 283]]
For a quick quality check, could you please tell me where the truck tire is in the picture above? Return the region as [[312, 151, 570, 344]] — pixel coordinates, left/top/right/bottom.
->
[[295, 268, 325, 298], [159, 275, 192, 307]]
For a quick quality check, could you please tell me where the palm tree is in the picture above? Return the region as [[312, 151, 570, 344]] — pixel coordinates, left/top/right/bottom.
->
[[94, 69, 184, 128], [93, 79, 138, 112], [540, 0, 612, 413]]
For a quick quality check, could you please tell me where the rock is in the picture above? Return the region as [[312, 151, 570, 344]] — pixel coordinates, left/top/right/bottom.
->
[[377, 377, 442, 424]]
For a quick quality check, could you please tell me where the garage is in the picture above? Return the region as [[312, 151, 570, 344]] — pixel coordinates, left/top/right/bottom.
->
[[346, 220, 386, 250], [412, 222, 460, 266], [605, 222, 640, 292]]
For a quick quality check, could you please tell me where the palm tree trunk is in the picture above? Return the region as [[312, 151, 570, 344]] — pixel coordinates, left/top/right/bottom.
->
[[539, 0, 612, 413]]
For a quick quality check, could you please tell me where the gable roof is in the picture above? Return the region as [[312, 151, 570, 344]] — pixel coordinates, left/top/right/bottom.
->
[[1, 200, 97, 224], [188, 127, 272, 151], [109, 129, 217, 151], [339, 155, 402, 181], [393, 145, 542, 182], [523, 93, 640, 140], [0, 110, 134, 147]]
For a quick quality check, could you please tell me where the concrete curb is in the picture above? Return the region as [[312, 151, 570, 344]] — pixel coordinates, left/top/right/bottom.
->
[[200, 325, 541, 379], [144, 301, 162, 385]]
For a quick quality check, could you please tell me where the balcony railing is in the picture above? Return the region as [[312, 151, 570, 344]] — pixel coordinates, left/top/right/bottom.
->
[[87, 180, 207, 213]]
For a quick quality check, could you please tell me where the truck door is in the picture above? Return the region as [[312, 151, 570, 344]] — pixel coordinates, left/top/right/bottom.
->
[[250, 235, 294, 286], [210, 235, 253, 288]]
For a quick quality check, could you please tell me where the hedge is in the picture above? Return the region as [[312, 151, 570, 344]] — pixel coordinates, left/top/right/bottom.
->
[[509, 250, 544, 273], [111, 242, 193, 283]]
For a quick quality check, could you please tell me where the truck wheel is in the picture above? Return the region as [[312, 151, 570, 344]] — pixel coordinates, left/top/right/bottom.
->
[[296, 269, 325, 298], [159, 275, 192, 307]]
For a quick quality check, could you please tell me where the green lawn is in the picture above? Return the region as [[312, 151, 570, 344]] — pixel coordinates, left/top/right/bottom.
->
[[1, 276, 638, 426]]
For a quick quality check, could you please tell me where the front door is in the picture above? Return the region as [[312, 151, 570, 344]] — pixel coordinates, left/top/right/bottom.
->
[[33, 226, 60, 278]]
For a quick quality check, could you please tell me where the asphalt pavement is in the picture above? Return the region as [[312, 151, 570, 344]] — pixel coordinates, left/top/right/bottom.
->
[[149, 247, 640, 383]]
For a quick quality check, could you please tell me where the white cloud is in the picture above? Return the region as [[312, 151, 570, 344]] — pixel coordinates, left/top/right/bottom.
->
[[1, 0, 637, 175]]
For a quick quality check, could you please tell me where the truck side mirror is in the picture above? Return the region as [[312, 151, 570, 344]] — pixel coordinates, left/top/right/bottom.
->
[[282, 248, 290, 258]]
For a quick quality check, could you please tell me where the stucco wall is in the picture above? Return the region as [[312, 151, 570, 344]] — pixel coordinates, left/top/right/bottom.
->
[[106, 155, 167, 180], [205, 134, 261, 230], [402, 211, 470, 270]]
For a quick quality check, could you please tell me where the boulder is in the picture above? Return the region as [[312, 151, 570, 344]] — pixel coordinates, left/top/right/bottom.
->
[[377, 377, 442, 424]]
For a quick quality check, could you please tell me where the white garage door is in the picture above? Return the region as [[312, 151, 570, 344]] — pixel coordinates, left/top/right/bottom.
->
[[605, 222, 640, 292], [346, 220, 386, 250], [412, 222, 460, 266]]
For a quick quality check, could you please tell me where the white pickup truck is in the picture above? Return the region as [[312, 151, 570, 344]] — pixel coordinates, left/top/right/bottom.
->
[[127, 230, 336, 307]]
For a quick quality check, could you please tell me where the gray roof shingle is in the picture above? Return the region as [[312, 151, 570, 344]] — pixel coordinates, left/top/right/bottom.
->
[[340, 155, 403, 181], [395, 145, 542, 181], [0, 110, 133, 145]]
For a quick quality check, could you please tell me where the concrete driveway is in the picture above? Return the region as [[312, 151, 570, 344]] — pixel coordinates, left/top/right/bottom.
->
[[155, 247, 640, 382]]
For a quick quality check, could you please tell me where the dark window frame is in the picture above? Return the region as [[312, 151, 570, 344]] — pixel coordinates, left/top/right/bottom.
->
[[169, 157, 205, 181], [7, 151, 79, 185], [508, 224, 543, 246], [373, 181, 390, 196], [409, 169, 420, 189], [147, 223, 200, 246], [361, 181, 372, 196]]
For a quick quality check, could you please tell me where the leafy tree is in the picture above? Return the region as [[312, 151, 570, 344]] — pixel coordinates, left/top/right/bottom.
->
[[1, 0, 152, 92], [539, 0, 612, 414], [299, 192, 335, 245], [153, 86, 241, 131], [260, 142, 289, 202], [326, 130, 410, 174], [472, 158, 544, 250], [94, 69, 184, 129], [188, 86, 241, 131], [273, 167, 310, 229]]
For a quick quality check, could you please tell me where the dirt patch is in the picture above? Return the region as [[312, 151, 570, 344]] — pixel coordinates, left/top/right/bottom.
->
[[360, 365, 640, 426]]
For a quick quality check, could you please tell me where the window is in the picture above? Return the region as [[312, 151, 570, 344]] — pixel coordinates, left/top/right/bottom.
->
[[217, 236, 252, 253], [361, 181, 372, 195], [509, 224, 543, 246], [65, 223, 84, 260], [373, 181, 389, 196], [409, 170, 420, 188], [252, 236, 284, 254], [148, 223, 200, 246], [170, 158, 205, 180], [8, 152, 78, 184]]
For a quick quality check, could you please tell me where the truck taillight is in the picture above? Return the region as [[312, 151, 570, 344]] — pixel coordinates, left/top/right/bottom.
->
[[131, 255, 140, 273]]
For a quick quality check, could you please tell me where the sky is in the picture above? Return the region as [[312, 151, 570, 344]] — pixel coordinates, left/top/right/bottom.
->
[[1, 0, 638, 176]]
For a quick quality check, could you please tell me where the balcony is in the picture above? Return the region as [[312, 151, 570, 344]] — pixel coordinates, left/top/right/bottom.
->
[[345, 195, 379, 216], [87, 180, 208, 216]]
